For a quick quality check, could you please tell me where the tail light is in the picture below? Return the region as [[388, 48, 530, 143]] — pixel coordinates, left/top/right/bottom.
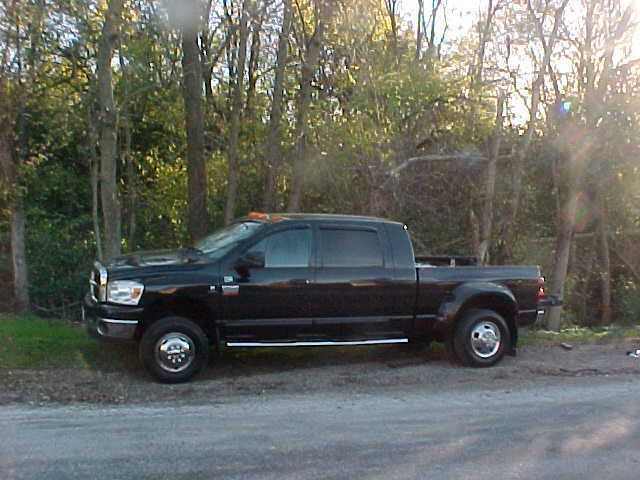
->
[[537, 276, 545, 299]]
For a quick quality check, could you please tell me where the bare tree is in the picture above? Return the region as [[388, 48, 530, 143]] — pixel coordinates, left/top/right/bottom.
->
[[416, 0, 445, 62], [384, 0, 399, 61], [499, 0, 569, 261], [97, 0, 124, 262], [546, 0, 632, 330]]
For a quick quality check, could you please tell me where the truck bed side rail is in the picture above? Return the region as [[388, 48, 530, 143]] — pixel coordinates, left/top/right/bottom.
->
[[416, 255, 478, 267]]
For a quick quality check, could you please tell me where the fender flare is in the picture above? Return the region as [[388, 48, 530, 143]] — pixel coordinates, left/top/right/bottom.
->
[[435, 282, 518, 333]]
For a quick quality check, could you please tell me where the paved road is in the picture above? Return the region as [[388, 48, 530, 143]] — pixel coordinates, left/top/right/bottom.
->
[[1, 378, 640, 479]]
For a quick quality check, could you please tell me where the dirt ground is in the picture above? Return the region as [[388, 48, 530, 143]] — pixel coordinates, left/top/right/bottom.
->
[[2, 338, 640, 406]]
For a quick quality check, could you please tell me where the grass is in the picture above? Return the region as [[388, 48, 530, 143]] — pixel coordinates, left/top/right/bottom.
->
[[0, 314, 136, 370], [519, 325, 640, 346], [1, 313, 639, 370]]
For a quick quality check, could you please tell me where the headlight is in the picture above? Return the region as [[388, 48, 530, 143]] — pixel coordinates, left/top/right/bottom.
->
[[107, 280, 144, 306]]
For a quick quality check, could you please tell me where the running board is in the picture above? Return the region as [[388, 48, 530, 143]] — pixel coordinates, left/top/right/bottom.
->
[[226, 338, 409, 347]]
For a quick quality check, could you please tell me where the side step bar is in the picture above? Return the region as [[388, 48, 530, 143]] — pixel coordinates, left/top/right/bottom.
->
[[226, 338, 409, 347]]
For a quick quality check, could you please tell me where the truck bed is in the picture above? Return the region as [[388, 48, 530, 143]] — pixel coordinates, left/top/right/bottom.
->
[[415, 264, 541, 318]]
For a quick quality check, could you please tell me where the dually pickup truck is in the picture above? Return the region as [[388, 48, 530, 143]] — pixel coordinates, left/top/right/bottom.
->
[[84, 213, 557, 382]]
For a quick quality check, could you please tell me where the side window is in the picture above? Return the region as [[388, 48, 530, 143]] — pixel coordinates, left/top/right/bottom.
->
[[320, 228, 383, 267], [250, 228, 311, 267]]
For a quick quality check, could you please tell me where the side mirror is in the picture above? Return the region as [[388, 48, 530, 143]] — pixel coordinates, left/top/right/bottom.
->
[[234, 251, 265, 273]]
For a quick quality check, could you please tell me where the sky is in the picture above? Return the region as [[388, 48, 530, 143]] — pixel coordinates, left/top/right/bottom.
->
[[395, 0, 640, 124], [397, 0, 640, 57]]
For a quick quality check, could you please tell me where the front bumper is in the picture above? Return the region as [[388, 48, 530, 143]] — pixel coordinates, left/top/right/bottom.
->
[[83, 293, 144, 343]]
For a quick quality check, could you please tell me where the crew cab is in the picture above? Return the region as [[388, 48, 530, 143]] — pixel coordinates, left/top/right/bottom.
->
[[84, 213, 557, 382]]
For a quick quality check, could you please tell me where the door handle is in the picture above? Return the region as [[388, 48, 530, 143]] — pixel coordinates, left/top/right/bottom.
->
[[221, 284, 240, 296], [290, 279, 311, 285]]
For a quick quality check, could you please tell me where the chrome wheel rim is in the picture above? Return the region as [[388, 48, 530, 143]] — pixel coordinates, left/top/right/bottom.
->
[[155, 332, 196, 373], [470, 321, 501, 358]]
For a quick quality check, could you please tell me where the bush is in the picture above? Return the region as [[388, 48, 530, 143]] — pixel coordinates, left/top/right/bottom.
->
[[615, 278, 640, 325]]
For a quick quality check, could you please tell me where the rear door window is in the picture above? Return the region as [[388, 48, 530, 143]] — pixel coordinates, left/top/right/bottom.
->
[[320, 228, 383, 267]]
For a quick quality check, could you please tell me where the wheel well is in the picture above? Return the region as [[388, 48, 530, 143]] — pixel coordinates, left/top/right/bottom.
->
[[139, 297, 216, 341], [456, 295, 518, 348]]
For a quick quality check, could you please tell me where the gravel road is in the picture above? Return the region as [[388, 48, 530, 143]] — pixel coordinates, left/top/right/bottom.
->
[[2, 375, 640, 479], [2, 340, 640, 478]]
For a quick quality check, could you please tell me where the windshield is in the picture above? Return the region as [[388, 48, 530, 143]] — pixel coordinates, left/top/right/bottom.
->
[[194, 221, 264, 260]]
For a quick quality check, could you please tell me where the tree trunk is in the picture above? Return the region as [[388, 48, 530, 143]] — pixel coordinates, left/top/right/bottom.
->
[[287, 1, 331, 212], [384, 0, 399, 62], [415, 0, 424, 61], [597, 193, 612, 325], [0, 115, 30, 312], [9, 202, 29, 312], [263, 0, 291, 211], [546, 156, 583, 331], [546, 195, 578, 331], [245, 1, 264, 119], [224, 0, 252, 224], [119, 50, 136, 251], [476, 94, 504, 264], [97, 0, 123, 263], [181, 2, 208, 241], [85, 104, 103, 261], [90, 147, 103, 261]]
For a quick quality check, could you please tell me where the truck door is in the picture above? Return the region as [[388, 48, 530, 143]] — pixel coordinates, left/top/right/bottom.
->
[[220, 225, 317, 341], [313, 224, 407, 339]]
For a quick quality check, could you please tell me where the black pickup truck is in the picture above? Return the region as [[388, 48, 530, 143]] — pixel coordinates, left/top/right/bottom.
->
[[84, 213, 556, 382]]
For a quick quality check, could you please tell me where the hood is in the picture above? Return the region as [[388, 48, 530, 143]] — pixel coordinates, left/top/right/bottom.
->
[[107, 248, 203, 270]]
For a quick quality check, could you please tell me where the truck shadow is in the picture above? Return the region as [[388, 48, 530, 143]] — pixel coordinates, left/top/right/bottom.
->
[[91, 341, 453, 381], [201, 342, 450, 379]]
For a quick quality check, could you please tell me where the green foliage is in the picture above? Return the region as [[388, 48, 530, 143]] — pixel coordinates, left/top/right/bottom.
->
[[615, 279, 640, 325], [0, 0, 638, 329], [22, 159, 95, 311]]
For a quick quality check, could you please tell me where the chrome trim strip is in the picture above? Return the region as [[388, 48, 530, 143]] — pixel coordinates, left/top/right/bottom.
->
[[101, 318, 139, 325], [226, 338, 409, 347]]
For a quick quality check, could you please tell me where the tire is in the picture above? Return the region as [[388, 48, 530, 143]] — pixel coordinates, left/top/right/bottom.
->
[[451, 309, 510, 367], [139, 316, 210, 383]]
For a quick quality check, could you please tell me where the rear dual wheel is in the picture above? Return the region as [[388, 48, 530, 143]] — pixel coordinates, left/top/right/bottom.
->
[[448, 309, 510, 367]]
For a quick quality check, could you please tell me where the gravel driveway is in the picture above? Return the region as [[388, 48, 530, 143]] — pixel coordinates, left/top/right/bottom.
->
[[1, 338, 640, 405]]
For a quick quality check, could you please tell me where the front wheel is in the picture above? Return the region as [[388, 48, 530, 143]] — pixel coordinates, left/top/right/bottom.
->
[[139, 316, 210, 383], [452, 309, 510, 367]]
